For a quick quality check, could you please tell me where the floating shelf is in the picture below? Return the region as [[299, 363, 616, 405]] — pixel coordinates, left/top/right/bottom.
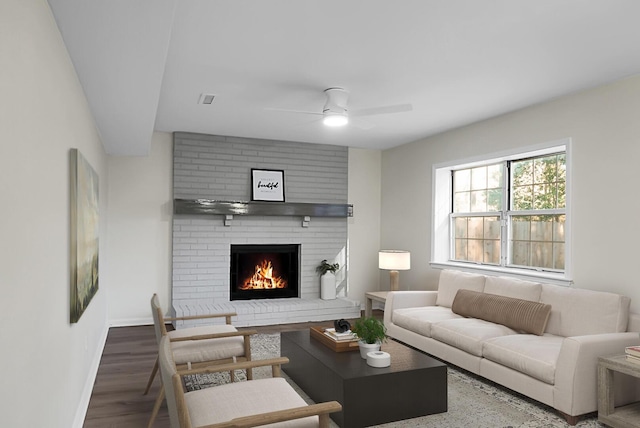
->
[[174, 199, 353, 218]]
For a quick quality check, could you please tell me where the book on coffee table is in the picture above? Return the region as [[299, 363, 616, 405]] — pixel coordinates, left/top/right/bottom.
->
[[310, 326, 359, 352], [323, 327, 357, 341]]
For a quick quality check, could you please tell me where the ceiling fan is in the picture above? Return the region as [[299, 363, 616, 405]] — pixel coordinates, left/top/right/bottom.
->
[[268, 87, 413, 128]]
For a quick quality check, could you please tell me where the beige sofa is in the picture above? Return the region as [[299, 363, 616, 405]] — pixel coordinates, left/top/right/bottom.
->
[[383, 269, 640, 424]]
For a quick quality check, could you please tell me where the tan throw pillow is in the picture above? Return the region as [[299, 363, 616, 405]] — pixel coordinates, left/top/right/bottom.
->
[[451, 289, 552, 336]]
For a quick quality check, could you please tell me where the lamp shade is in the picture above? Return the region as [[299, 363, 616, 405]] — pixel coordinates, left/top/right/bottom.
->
[[379, 250, 411, 271]]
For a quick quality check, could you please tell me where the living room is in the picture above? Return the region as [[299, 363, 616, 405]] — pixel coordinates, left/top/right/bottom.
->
[[3, 1, 640, 427]]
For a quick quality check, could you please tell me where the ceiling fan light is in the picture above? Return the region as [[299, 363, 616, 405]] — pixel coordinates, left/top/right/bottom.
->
[[323, 113, 348, 127]]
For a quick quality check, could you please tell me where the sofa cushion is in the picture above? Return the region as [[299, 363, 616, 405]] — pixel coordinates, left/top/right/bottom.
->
[[435, 269, 486, 308], [452, 290, 552, 336], [482, 334, 564, 385], [431, 318, 517, 356], [483, 275, 542, 301], [393, 306, 462, 337], [540, 285, 631, 337]]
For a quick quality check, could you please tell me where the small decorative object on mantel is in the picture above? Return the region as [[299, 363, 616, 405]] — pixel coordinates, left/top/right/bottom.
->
[[316, 259, 339, 300], [351, 316, 387, 359], [251, 168, 285, 202]]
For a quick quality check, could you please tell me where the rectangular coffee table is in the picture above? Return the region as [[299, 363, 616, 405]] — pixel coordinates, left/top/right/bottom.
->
[[281, 330, 447, 427]]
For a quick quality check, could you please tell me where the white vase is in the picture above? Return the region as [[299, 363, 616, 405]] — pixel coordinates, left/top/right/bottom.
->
[[320, 273, 336, 300], [358, 340, 381, 359]]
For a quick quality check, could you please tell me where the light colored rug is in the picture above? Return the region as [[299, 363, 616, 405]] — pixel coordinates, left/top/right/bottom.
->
[[184, 333, 604, 428]]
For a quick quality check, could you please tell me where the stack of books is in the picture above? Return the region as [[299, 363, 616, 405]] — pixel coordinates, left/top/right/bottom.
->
[[625, 345, 640, 364], [323, 327, 358, 342]]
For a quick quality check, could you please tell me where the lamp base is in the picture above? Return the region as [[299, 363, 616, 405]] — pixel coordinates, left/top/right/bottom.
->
[[389, 270, 400, 291]]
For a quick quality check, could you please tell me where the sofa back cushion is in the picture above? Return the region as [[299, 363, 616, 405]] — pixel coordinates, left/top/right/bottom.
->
[[436, 270, 486, 308], [540, 284, 630, 336], [483, 276, 542, 302], [452, 289, 552, 335]]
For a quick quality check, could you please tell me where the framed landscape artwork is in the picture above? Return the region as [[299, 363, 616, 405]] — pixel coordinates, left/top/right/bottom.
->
[[70, 149, 99, 323], [251, 168, 285, 202]]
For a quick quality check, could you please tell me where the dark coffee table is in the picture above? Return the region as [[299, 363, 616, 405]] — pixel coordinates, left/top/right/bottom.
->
[[281, 330, 447, 427]]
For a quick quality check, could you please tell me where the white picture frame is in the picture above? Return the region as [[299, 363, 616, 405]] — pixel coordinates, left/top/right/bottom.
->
[[251, 169, 285, 202]]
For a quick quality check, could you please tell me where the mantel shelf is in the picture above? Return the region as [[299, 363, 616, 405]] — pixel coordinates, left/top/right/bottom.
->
[[174, 199, 353, 218]]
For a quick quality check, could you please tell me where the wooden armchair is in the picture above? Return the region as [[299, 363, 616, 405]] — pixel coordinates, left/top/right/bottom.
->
[[146, 294, 257, 427], [158, 335, 342, 427]]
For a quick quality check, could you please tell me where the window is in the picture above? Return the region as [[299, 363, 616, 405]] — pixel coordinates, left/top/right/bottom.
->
[[432, 140, 570, 283]]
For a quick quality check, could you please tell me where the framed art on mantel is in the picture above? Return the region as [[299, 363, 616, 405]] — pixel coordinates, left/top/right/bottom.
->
[[70, 149, 99, 323], [251, 168, 285, 202]]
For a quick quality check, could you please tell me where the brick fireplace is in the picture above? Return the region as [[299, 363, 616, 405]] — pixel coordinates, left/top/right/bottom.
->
[[171, 133, 361, 327]]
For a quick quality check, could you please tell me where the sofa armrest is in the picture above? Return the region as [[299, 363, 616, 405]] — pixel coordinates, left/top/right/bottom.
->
[[554, 331, 640, 416], [383, 291, 438, 327], [628, 312, 640, 332]]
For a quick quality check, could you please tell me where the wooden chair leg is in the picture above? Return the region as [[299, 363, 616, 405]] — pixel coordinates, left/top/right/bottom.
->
[[143, 357, 159, 395], [319, 413, 331, 428], [147, 386, 165, 428], [244, 337, 253, 380]]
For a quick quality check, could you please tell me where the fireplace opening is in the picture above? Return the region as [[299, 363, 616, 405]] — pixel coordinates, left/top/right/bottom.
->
[[230, 244, 300, 300]]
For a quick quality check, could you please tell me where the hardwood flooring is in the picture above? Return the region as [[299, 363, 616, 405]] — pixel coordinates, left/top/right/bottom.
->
[[83, 313, 377, 427]]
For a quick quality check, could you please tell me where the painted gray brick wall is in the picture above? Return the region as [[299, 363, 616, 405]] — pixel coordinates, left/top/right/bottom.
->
[[172, 132, 349, 312], [174, 133, 348, 203]]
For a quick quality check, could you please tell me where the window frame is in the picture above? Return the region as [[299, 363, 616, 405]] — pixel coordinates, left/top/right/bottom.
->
[[431, 139, 572, 286]]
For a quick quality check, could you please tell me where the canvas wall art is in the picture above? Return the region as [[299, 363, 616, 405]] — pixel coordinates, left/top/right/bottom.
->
[[70, 149, 99, 323]]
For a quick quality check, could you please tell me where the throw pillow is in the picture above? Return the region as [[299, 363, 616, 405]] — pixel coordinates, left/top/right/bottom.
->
[[451, 289, 552, 336]]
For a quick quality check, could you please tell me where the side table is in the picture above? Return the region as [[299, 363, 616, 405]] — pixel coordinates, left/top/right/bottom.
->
[[598, 354, 640, 428], [364, 291, 389, 317]]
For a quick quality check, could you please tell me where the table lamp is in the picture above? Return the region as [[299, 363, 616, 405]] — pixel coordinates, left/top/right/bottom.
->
[[379, 250, 411, 291]]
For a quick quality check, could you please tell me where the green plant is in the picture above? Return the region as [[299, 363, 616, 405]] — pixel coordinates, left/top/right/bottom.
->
[[351, 316, 387, 344], [315, 259, 339, 276]]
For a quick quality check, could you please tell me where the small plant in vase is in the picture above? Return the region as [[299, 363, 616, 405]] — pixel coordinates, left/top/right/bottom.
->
[[351, 316, 387, 359], [316, 259, 339, 300], [315, 259, 340, 276]]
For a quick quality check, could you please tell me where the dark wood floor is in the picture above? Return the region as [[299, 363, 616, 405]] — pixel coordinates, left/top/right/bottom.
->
[[84, 313, 376, 427]]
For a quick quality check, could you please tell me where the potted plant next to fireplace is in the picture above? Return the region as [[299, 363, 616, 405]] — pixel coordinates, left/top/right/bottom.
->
[[315, 259, 339, 300], [351, 316, 387, 359]]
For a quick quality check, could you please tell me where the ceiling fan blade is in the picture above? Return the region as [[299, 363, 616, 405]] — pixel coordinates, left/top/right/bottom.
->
[[350, 103, 413, 117], [264, 107, 322, 116]]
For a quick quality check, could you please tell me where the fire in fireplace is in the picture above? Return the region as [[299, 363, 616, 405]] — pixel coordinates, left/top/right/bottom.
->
[[230, 244, 299, 300]]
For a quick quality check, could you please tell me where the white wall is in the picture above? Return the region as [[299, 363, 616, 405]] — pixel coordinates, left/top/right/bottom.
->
[[0, 1, 109, 426], [381, 74, 640, 313], [347, 148, 383, 306], [106, 132, 173, 325]]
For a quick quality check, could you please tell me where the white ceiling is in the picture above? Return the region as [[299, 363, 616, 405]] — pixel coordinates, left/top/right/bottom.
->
[[48, 0, 640, 156]]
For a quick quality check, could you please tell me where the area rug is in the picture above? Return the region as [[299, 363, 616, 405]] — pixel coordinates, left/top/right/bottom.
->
[[183, 333, 604, 428]]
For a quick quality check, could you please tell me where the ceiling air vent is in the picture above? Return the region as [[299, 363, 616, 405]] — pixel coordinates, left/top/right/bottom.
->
[[199, 93, 216, 105]]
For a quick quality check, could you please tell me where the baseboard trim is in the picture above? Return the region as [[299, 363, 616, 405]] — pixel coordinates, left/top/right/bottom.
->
[[109, 317, 154, 327], [72, 323, 109, 428]]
